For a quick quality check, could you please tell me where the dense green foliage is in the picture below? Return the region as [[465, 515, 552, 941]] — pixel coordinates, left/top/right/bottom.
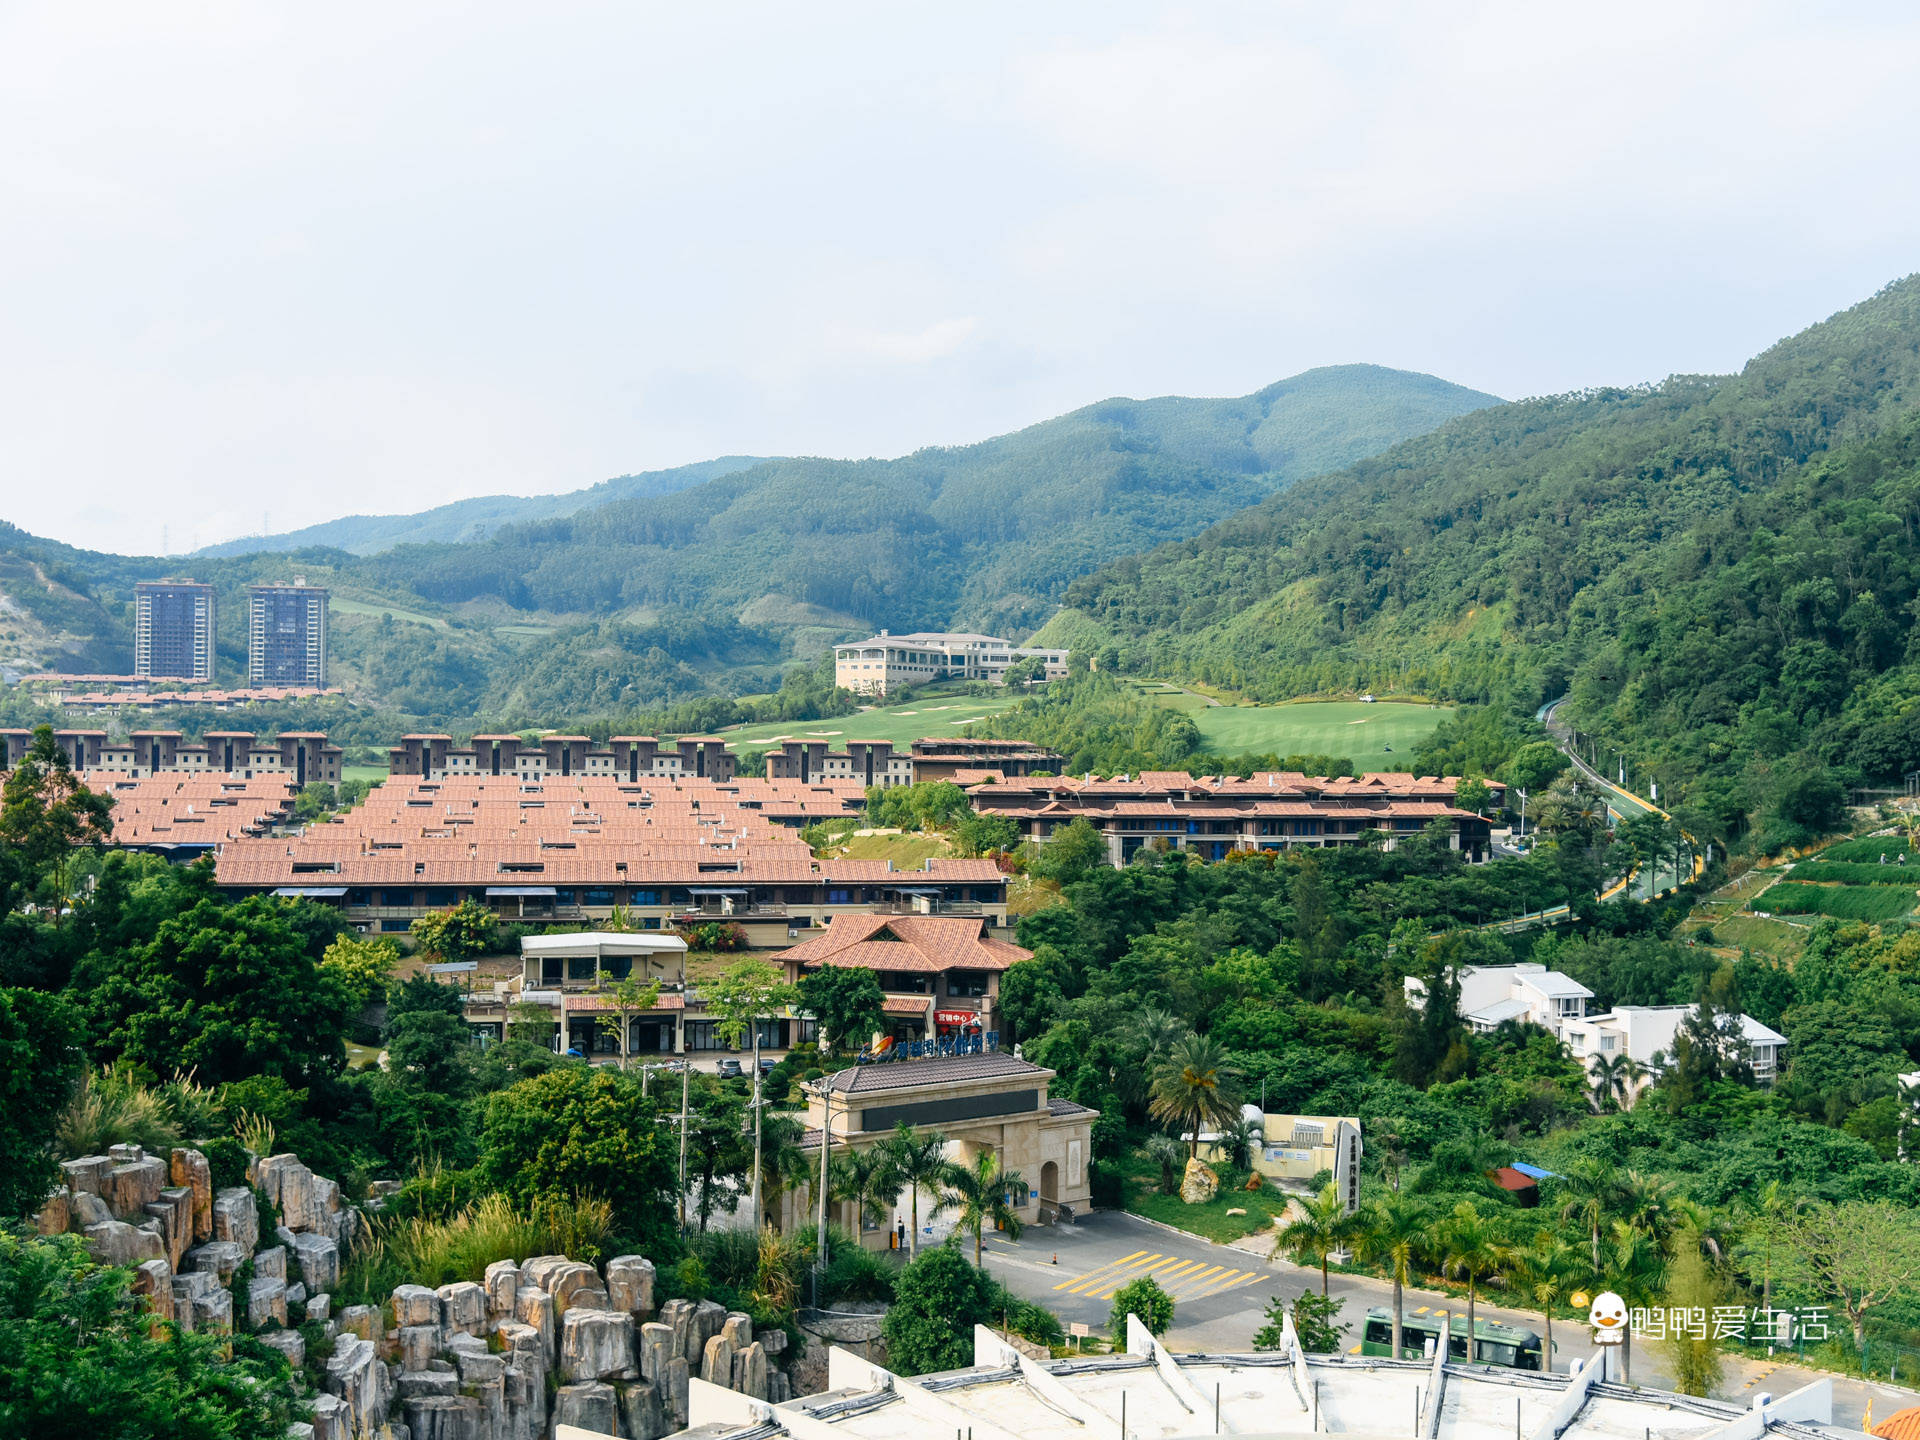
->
[[881, 1245, 997, 1374], [1045, 277, 1920, 847], [0, 1234, 300, 1439]]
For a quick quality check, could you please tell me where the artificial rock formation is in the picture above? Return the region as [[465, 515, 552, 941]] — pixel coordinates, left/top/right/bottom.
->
[[36, 1145, 796, 1439], [1180, 1155, 1221, 1204]]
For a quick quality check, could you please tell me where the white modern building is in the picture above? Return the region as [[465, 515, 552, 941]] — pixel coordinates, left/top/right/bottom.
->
[[556, 1313, 1844, 1440], [1563, 1005, 1789, 1092], [833, 631, 1069, 696], [1406, 963, 1595, 1035]]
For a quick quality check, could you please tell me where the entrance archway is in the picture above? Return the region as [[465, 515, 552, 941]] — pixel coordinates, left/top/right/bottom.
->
[[1040, 1160, 1059, 1220]]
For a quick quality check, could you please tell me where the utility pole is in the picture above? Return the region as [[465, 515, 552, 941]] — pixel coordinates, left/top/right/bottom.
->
[[750, 1020, 764, 1229], [678, 1053, 691, 1237], [814, 1081, 833, 1308]]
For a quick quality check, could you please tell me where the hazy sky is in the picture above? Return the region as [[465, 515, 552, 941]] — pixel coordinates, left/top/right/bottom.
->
[[6, 2, 1920, 555]]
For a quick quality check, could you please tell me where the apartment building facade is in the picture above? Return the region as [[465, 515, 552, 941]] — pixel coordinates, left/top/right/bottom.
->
[[133, 581, 216, 681], [762, 736, 1065, 786], [248, 581, 329, 687], [389, 733, 736, 784], [0, 728, 340, 785], [971, 769, 1500, 863], [833, 631, 1070, 696]]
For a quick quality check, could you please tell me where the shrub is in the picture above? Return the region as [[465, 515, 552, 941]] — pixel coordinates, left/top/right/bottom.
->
[[336, 1193, 613, 1306], [1109, 1274, 1174, 1339], [820, 1242, 897, 1305], [883, 1246, 993, 1374]]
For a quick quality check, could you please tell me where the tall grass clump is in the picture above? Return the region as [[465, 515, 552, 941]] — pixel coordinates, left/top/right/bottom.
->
[[337, 1193, 614, 1306], [55, 1066, 220, 1159]]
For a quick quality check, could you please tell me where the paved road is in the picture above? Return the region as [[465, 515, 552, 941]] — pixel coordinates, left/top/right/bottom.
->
[[982, 1211, 1918, 1426]]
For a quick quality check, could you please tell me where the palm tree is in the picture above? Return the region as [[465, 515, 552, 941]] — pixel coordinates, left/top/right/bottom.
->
[[1617, 1169, 1679, 1247], [1216, 1116, 1263, 1173], [1554, 1156, 1621, 1274], [1134, 1006, 1189, 1061], [1744, 1180, 1797, 1320], [941, 1148, 1027, 1267], [1143, 1134, 1185, 1195], [1587, 1054, 1626, 1113], [881, 1123, 952, 1259], [1354, 1191, 1429, 1358], [1604, 1219, 1666, 1384], [1502, 1231, 1582, 1373], [1440, 1201, 1500, 1361], [1614, 1056, 1650, 1110], [830, 1145, 900, 1235], [1274, 1182, 1360, 1297], [1148, 1033, 1242, 1159]]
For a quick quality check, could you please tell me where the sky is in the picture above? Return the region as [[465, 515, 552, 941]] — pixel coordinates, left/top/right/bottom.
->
[[5, 2, 1920, 555]]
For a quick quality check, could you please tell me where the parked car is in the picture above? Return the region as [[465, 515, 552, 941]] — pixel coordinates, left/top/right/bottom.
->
[[716, 1058, 744, 1079], [758, 1057, 779, 1076]]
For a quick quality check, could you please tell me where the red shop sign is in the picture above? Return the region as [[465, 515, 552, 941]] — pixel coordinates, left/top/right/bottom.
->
[[935, 1011, 979, 1025]]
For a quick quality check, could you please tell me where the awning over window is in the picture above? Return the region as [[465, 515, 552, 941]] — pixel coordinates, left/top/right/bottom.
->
[[273, 886, 347, 897], [485, 886, 558, 897], [685, 887, 750, 895], [886, 886, 944, 895]]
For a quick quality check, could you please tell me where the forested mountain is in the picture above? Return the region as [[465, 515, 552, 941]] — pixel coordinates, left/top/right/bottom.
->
[[1038, 276, 1920, 843], [350, 365, 1498, 639], [194, 457, 766, 557], [0, 365, 1492, 723]]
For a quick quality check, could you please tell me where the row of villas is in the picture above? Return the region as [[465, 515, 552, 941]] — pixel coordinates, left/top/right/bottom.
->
[[1409, 962, 1789, 1096], [0, 727, 342, 788], [761, 736, 1062, 786], [389, 733, 735, 783], [969, 769, 1501, 862], [210, 773, 1013, 946]]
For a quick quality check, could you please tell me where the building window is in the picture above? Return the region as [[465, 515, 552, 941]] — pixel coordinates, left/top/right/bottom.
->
[[947, 972, 989, 998], [568, 956, 596, 982], [380, 919, 411, 932], [380, 888, 413, 907], [684, 1021, 724, 1051]]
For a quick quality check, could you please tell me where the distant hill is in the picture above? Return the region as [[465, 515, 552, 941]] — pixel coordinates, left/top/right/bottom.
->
[[355, 365, 1501, 640], [1039, 275, 1920, 841], [0, 363, 1496, 723], [195, 456, 767, 557]]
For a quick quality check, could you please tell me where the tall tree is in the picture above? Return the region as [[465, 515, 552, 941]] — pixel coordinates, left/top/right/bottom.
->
[[1780, 1200, 1920, 1349], [0, 988, 84, 1220], [1275, 1182, 1362, 1298], [793, 966, 886, 1055], [941, 1148, 1027, 1268], [881, 1123, 951, 1259], [1147, 1033, 1242, 1158], [1502, 1231, 1583, 1374], [704, 958, 798, 1226], [0, 725, 112, 917], [1354, 1192, 1430, 1358], [1553, 1157, 1622, 1274], [1439, 1202, 1499, 1357], [602, 974, 662, 1072]]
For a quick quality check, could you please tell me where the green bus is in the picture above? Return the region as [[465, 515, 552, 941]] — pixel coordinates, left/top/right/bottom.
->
[[1359, 1309, 1546, 1371]]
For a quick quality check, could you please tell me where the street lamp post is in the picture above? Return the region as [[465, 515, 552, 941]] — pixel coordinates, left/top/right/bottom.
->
[[678, 1048, 691, 1238], [813, 1080, 834, 1309]]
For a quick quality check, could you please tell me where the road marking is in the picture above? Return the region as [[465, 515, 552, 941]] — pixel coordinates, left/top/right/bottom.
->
[[1053, 1251, 1151, 1292], [1184, 1268, 1250, 1297], [1181, 1265, 1229, 1290], [1090, 1255, 1192, 1299], [1414, 1306, 1431, 1315], [1064, 1253, 1167, 1296]]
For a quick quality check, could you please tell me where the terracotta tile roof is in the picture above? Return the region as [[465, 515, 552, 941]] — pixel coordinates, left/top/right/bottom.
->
[[77, 771, 297, 846], [882, 995, 931, 1016], [774, 915, 1027, 974]]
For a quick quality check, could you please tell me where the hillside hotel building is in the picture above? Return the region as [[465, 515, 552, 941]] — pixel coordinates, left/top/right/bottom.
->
[[833, 631, 1069, 696]]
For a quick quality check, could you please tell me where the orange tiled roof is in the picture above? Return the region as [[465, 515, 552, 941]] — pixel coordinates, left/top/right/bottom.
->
[[774, 914, 1027, 974]]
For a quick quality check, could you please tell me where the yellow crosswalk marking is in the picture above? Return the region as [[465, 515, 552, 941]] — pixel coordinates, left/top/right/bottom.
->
[[1185, 1268, 1249, 1296], [1065, 1252, 1163, 1296], [1179, 1265, 1228, 1291], [1414, 1306, 1431, 1315], [1091, 1254, 1191, 1299], [1217, 1272, 1262, 1293], [1053, 1250, 1150, 1291]]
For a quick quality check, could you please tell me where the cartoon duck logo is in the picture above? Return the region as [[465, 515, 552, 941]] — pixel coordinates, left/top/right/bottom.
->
[[1588, 1291, 1628, 1346]]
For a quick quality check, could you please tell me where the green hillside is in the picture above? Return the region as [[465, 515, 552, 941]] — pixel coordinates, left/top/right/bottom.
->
[[1043, 275, 1920, 846], [194, 457, 766, 557], [352, 365, 1499, 640], [0, 364, 1494, 723]]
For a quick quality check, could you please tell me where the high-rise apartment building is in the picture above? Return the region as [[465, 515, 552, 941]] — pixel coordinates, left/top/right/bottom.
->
[[133, 581, 216, 681], [248, 580, 329, 687]]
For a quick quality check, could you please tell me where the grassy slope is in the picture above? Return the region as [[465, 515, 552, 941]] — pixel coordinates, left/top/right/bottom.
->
[[1192, 700, 1454, 769]]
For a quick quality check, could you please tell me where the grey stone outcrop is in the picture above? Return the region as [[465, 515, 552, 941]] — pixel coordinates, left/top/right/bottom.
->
[[561, 1308, 636, 1381], [213, 1187, 258, 1251], [42, 1144, 797, 1440], [553, 1382, 617, 1436]]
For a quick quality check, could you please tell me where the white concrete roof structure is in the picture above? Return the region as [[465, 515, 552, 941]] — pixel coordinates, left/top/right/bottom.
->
[[519, 931, 690, 957], [557, 1313, 1842, 1440]]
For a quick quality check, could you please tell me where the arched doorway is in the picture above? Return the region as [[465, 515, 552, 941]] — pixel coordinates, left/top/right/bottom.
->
[[1040, 1160, 1059, 1220]]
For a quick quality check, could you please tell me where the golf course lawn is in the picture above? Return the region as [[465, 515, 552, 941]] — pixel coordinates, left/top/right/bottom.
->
[[1191, 699, 1454, 769]]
